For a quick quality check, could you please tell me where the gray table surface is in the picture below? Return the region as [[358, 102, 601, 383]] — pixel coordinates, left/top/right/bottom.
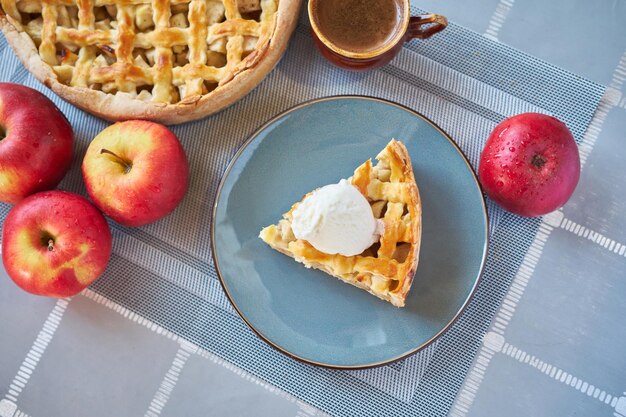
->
[[1, 0, 625, 416]]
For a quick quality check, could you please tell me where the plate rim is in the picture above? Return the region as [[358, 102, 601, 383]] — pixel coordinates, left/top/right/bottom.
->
[[211, 95, 489, 369]]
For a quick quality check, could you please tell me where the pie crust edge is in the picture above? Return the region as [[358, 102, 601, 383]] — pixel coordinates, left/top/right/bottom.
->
[[381, 140, 421, 306]]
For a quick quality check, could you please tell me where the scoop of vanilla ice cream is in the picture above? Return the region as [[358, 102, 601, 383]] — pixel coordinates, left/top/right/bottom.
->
[[291, 180, 381, 256]]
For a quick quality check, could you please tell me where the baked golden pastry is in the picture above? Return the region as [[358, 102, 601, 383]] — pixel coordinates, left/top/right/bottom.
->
[[0, 0, 301, 124], [259, 139, 422, 307]]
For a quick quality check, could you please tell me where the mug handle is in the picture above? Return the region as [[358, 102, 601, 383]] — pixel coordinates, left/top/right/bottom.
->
[[407, 14, 448, 39]]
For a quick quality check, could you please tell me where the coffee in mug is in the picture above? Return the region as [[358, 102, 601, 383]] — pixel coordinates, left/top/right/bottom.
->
[[309, 0, 448, 70]]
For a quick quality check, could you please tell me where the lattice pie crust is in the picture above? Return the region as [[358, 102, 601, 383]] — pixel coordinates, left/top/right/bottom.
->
[[0, 0, 300, 123]]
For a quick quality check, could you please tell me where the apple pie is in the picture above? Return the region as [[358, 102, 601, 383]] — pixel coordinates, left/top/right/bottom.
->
[[0, 0, 301, 124], [259, 139, 422, 307]]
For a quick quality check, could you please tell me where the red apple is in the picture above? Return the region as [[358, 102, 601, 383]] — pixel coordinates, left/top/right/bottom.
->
[[0, 83, 73, 204], [2, 190, 112, 297], [81, 120, 189, 227], [478, 113, 580, 217]]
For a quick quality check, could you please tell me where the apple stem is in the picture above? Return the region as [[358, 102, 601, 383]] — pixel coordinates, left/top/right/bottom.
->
[[47, 239, 54, 251], [0, 125, 5, 140], [100, 148, 132, 174], [532, 154, 546, 169]]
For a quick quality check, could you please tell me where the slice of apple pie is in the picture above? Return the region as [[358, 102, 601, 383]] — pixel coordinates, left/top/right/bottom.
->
[[259, 139, 422, 307]]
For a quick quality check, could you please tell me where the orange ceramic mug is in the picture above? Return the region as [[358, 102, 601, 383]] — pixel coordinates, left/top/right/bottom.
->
[[308, 0, 448, 71]]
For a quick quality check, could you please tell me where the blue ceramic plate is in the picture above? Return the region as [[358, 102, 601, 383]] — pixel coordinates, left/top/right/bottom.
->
[[212, 96, 488, 368]]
